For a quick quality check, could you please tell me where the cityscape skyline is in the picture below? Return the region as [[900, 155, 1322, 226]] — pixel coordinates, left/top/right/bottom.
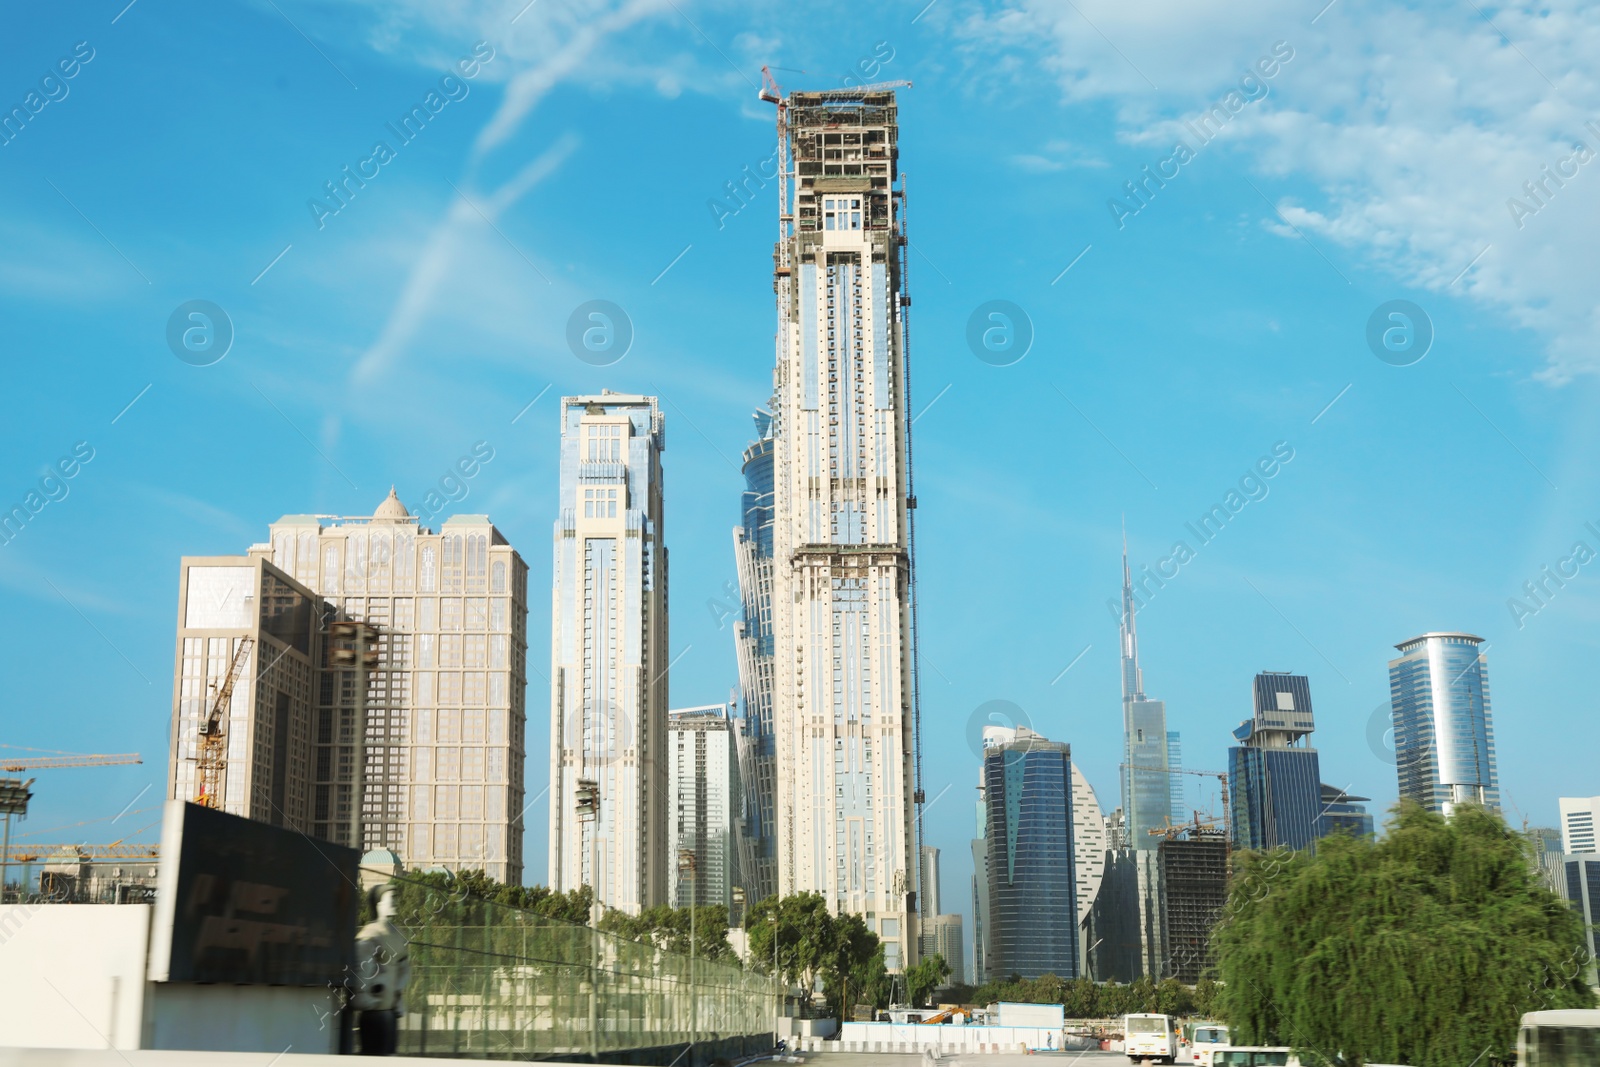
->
[[5, 1, 1599, 985]]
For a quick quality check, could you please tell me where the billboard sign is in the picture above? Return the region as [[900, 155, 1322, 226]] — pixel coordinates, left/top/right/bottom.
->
[[147, 800, 359, 986]]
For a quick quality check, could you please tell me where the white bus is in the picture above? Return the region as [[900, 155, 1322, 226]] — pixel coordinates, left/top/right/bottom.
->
[[1123, 1012, 1177, 1063], [1188, 1024, 1231, 1066], [1518, 1008, 1600, 1066]]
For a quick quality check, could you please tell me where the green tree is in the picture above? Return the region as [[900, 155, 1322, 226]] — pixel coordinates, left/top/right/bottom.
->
[[745, 892, 840, 1011], [1192, 976, 1222, 1019], [1215, 802, 1594, 1067], [904, 952, 952, 1007], [598, 902, 733, 962]]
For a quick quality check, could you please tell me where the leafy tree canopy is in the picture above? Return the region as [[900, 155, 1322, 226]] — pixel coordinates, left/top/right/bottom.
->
[[1215, 802, 1594, 1067]]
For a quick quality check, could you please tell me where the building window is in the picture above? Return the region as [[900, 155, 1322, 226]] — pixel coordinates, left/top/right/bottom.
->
[[823, 198, 862, 231], [491, 559, 506, 593]]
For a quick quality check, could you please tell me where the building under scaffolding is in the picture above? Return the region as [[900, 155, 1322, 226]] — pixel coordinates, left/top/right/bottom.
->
[[1158, 828, 1228, 983]]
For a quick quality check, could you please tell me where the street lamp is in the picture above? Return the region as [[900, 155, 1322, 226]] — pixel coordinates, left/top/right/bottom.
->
[[677, 849, 698, 1052]]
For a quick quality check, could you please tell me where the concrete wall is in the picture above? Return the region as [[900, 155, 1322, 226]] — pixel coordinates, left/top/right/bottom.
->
[[0, 904, 339, 1055], [837, 1020, 1063, 1052], [0, 904, 151, 1050], [145, 984, 339, 1054]]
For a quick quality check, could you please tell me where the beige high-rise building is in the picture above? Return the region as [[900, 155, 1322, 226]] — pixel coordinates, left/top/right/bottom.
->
[[165, 489, 530, 883], [549, 393, 669, 913], [769, 87, 920, 969], [168, 555, 319, 826]]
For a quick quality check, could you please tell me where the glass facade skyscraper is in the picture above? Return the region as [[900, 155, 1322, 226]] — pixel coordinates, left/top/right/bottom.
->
[[1120, 538, 1173, 849], [1229, 672, 1324, 851], [732, 410, 777, 903], [982, 727, 1078, 979], [1388, 632, 1500, 816]]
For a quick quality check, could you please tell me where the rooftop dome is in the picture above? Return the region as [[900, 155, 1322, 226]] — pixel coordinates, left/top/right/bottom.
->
[[372, 486, 410, 522]]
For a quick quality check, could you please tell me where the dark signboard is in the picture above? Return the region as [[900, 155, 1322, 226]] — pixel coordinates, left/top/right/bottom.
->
[[149, 801, 359, 986]]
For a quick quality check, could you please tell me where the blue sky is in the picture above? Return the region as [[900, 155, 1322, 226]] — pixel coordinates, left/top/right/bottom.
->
[[3, 0, 1598, 938]]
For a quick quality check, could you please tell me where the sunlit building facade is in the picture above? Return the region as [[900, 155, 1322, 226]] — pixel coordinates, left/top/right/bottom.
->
[[1229, 672, 1324, 851], [1388, 632, 1500, 816], [549, 393, 669, 913], [732, 410, 778, 903], [770, 87, 919, 967]]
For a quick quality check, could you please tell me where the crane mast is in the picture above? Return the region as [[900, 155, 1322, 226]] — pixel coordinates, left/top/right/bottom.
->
[[196, 637, 254, 809]]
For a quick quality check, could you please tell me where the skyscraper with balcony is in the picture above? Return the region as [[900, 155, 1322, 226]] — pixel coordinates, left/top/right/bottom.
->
[[549, 393, 668, 913], [732, 410, 777, 903], [1388, 632, 1500, 816], [769, 87, 920, 968], [982, 726, 1078, 980], [169, 490, 531, 883], [1229, 672, 1324, 851]]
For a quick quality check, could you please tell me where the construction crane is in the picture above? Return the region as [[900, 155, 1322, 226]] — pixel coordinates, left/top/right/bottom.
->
[[195, 637, 254, 809], [1122, 763, 1231, 841], [4, 842, 159, 863], [0, 753, 141, 772]]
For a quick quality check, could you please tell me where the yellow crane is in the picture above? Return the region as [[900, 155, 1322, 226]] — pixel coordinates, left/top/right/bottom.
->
[[0, 753, 142, 772], [196, 637, 254, 809], [1122, 763, 1231, 841]]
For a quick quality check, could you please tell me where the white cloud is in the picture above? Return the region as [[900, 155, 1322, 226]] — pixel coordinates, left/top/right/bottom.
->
[[959, 0, 1600, 381]]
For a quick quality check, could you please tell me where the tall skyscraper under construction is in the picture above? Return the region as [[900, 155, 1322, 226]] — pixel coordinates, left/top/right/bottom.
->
[[766, 82, 922, 969], [549, 393, 669, 913]]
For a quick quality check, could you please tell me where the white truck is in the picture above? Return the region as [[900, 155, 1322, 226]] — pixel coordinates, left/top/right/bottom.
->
[[1123, 1012, 1177, 1064]]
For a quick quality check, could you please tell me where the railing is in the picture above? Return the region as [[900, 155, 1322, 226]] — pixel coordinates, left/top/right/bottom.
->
[[380, 869, 774, 1059]]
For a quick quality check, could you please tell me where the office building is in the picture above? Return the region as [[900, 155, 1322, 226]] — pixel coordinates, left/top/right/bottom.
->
[[1527, 826, 1566, 895], [168, 555, 319, 829], [1158, 830, 1228, 983], [1120, 539, 1174, 848], [1071, 765, 1109, 924], [667, 704, 742, 910], [1168, 731, 1186, 825], [971, 817, 989, 983], [1559, 797, 1599, 853], [769, 86, 919, 968], [1388, 632, 1500, 815], [1229, 672, 1324, 851], [1560, 854, 1600, 986], [169, 492, 532, 882], [1085, 841, 1143, 982], [732, 410, 778, 903], [982, 726, 1078, 979], [915, 845, 965, 983], [923, 913, 965, 987], [549, 393, 669, 913], [1319, 785, 1375, 840]]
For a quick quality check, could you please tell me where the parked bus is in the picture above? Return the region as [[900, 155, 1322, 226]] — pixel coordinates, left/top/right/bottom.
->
[[1122, 1012, 1176, 1063], [1518, 1008, 1600, 1066]]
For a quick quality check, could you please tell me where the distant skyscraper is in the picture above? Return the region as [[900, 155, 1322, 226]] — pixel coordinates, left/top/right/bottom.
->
[[1319, 785, 1375, 840], [667, 704, 742, 910], [1388, 632, 1500, 816], [1559, 797, 1600, 853], [549, 393, 668, 913], [919, 845, 941, 916], [971, 791, 990, 983], [1070, 765, 1109, 925], [769, 86, 920, 968], [1120, 537, 1173, 848], [1167, 731, 1185, 826], [1229, 672, 1325, 851], [923, 913, 965, 988], [982, 726, 1079, 980], [732, 410, 777, 903], [170, 491, 532, 882]]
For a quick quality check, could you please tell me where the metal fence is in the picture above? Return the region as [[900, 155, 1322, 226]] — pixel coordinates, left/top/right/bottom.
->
[[381, 870, 775, 1059]]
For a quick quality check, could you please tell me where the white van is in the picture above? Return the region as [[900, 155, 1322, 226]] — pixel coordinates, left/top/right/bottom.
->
[[1123, 1012, 1177, 1063]]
